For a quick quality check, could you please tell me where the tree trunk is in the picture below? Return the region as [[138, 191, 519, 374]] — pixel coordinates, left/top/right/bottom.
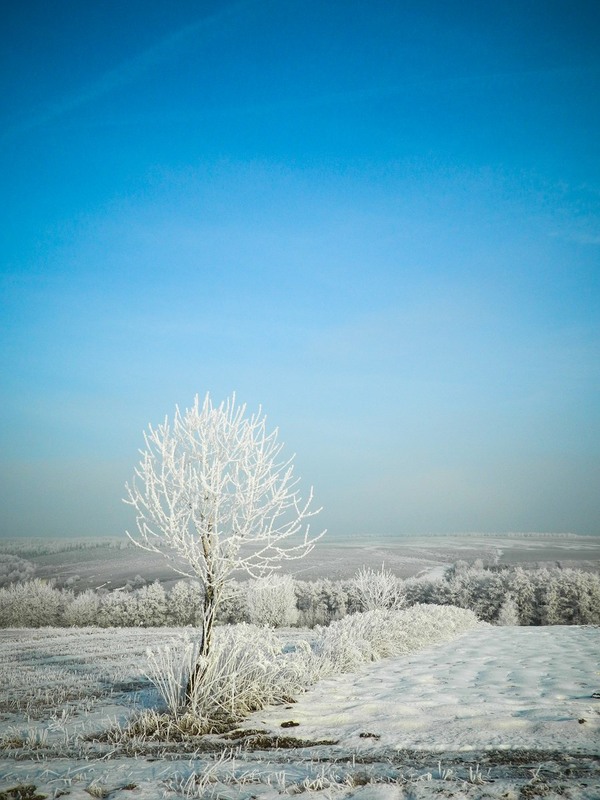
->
[[185, 583, 217, 706]]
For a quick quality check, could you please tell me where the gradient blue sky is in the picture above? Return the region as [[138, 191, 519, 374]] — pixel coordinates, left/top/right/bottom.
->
[[1, 0, 599, 539]]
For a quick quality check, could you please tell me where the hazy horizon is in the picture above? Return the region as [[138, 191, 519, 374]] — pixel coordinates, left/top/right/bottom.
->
[[1, 1, 599, 540], [0, 529, 598, 543]]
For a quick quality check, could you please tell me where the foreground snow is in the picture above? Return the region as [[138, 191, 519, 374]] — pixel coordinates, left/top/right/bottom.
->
[[249, 626, 600, 754], [0, 624, 598, 799]]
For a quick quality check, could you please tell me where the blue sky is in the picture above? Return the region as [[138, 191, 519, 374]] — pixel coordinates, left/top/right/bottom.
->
[[1, 0, 599, 539]]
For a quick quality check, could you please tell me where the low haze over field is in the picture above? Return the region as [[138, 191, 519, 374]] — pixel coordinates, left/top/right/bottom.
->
[[1, 1, 599, 539]]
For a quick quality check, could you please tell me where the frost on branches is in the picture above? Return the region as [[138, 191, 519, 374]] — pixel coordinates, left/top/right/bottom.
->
[[353, 564, 404, 611], [124, 393, 324, 697]]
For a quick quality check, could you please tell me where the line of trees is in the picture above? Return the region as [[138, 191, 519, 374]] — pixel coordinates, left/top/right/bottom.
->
[[0, 554, 36, 587], [1, 562, 599, 628], [0, 537, 129, 558]]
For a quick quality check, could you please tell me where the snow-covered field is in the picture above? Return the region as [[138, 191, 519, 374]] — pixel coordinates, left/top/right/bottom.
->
[[250, 626, 600, 754], [1, 624, 599, 799], [15, 532, 599, 588]]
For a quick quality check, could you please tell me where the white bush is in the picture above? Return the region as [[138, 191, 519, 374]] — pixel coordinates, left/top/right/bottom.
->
[[0, 579, 67, 627], [145, 623, 309, 727], [352, 564, 404, 611], [97, 591, 134, 627], [215, 580, 249, 625], [63, 589, 100, 626], [129, 582, 168, 626], [246, 574, 298, 627], [313, 604, 484, 679], [0, 554, 36, 587], [167, 581, 204, 626]]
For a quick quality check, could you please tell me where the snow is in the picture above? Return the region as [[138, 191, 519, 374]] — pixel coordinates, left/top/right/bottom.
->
[[1, 624, 599, 799], [249, 626, 600, 754]]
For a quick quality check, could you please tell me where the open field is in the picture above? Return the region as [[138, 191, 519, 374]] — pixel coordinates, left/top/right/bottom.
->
[[4, 533, 599, 590], [0, 624, 599, 799]]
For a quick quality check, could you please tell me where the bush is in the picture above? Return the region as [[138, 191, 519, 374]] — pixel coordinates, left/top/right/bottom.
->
[[246, 574, 298, 627], [95, 591, 127, 626], [312, 604, 484, 679], [63, 589, 100, 626], [129, 582, 168, 627], [1, 562, 598, 628], [166, 581, 204, 626], [144, 623, 310, 729], [0, 579, 68, 626], [352, 564, 404, 611], [0, 554, 36, 587]]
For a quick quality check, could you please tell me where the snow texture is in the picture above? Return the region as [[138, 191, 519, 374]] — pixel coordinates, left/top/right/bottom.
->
[[0, 624, 599, 799], [250, 625, 600, 755]]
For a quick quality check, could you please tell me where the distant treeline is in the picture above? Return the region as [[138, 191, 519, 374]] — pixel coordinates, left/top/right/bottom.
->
[[0, 562, 599, 628], [428, 532, 581, 538], [0, 537, 130, 559]]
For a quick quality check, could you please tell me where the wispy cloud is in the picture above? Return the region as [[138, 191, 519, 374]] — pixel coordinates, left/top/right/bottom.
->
[[1, 0, 258, 143]]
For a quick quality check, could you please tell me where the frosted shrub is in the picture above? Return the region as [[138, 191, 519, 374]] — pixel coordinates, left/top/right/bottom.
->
[[313, 604, 484, 680], [294, 579, 350, 627], [97, 590, 135, 627], [0, 579, 67, 626], [144, 623, 310, 729], [467, 571, 507, 622], [167, 581, 204, 626], [129, 582, 168, 626], [537, 569, 600, 625], [0, 554, 36, 587], [95, 583, 168, 627], [0, 585, 18, 626], [403, 576, 449, 607], [138, 606, 482, 736], [63, 589, 100, 626], [145, 636, 199, 716], [444, 569, 506, 622], [247, 574, 298, 627], [353, 564, 404, 611], [321, 579, 349, 619]]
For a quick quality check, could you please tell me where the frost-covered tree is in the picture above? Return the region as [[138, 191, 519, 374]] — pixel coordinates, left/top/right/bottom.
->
[[294, 579, 334, 627], [495, 593, 520, 625], [574, 570, 600, 624], [124, 392, 323, 698], [166, 581, 204, 626], [0, 579, 66, 627], [247, 574, 298, 627], [63, 589, 100, 627], [130, 582, 168, 627], [319, 578, 349, 621], [214, 580, 249, 624], [507, 567, 537, 625], [97, 590, 134, 627], [0, 554, 36, 587]]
